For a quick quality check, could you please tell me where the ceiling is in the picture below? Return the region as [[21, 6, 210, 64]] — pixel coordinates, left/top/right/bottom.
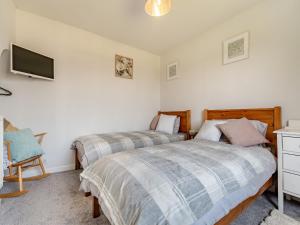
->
[[13, 0, 263, 55]]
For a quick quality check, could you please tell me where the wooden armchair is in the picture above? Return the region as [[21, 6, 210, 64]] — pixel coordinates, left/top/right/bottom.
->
[[0, 132, 50, 198]]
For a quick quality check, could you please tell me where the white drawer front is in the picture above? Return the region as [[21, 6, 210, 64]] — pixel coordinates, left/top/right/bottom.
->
[[283, 172, 300, 196], [283, 154, 300, 173], [283, 136, 300, 153]]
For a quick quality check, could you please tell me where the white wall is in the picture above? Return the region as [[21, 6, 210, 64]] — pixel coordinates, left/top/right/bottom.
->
[[0, 0, 15, 52], [1, 0, 299, 174], [0, 10, 160, 172], [0, 0, 15, 189], [161, 0, 300, 129]]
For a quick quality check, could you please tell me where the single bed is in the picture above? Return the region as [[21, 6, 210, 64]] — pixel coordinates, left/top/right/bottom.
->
[[73, 110, 191, 169], [80, 106, 281, 225]]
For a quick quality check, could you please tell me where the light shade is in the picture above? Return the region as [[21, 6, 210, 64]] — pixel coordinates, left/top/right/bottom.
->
[[145, 0, 171, 17]]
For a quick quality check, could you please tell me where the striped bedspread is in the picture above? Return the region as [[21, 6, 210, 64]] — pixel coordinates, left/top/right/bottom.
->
[[80, 140, 276, 225], [72, 130, 185, 168]]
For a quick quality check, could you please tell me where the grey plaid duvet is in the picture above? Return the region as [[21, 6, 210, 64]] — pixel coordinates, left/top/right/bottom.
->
[[80, 140, 276, 225], [72, 130, 186, 168]]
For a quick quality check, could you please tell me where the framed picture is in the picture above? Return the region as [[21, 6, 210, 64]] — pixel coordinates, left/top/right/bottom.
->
[[167, 62, 179, 80], [223, 32, 249, 65], [115, 54, 133, 79]]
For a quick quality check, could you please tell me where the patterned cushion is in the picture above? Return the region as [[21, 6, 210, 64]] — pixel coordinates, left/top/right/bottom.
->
[[4, 128, 43, 163], [250, 120, 268, 137]]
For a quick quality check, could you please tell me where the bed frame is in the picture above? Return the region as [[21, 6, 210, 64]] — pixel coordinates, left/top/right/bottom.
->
[[205, 106, 281, 225], [75, 110, 191, 170], [92, 106, 281, 224], [203, 106, 281, 156]]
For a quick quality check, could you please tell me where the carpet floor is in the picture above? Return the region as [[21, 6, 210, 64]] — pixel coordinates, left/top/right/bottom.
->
[[0, 170, 299, 225]]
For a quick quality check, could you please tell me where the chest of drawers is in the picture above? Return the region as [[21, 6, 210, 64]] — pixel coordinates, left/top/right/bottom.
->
[[275, 128, 300, 213]]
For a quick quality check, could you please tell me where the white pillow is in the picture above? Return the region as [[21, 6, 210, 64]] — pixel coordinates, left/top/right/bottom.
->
[[156, 114, 177, 134], [195, 120, 227, 141]]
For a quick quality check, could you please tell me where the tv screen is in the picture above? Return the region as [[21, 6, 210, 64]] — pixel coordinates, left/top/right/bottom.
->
[[11, 44, 54, 80]]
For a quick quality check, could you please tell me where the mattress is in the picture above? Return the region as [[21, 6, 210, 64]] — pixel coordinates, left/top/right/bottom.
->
[[72, 130, 186, 168], [80, 139, 276, 225]]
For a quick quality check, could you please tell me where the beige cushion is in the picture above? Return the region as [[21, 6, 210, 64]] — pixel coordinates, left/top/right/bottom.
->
[[150, 115, 160, 130], [217, 117, 269, 147], [4, 118, 18, 132]]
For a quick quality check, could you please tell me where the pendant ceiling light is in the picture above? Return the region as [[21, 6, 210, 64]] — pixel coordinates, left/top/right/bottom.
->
[[145, 0, 172, 17]]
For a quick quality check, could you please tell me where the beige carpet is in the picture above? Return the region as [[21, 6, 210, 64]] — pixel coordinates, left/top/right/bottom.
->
[[0, 170, 299, 225], [0, 170, 110, 225], [261, 209, 300, 225]]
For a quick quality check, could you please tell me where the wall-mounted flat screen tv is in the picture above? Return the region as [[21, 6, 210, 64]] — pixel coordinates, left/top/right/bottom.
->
[[10, 44, 54, 80]]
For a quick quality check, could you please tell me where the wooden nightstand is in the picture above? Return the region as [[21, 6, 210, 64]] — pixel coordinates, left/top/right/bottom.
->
[[274, 128, 300, 213]]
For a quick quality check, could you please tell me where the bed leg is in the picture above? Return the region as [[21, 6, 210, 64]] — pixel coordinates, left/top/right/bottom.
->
[[93, 196, 101, 218], [85, 192, 91, 197], [75, 149, 81, 170]]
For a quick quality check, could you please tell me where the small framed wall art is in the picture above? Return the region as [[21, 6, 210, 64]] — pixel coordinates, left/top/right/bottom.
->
[[167, 62, 179, 80], [115, 54, 133, 79], [223, 31, 249, 65]]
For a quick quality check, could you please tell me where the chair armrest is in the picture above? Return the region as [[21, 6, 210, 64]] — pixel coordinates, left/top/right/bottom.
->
[[34, 132, 47, 145], [34, 132, 47, 137], [4, 140, 12, 161], [4, 140, 11, 145]]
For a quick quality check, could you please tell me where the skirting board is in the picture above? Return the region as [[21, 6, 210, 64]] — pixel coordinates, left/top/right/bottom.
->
[[47, 164, 75, 173]]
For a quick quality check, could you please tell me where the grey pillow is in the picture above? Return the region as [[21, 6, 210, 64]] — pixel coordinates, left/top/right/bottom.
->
[[250, 120, 268, 137], [217, 118, 269, 147], [173, 117, 181, 134]]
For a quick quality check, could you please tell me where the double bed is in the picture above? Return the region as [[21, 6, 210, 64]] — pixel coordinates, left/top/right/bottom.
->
[[73, 110, 191, 169], [80, 107, 281, 225]]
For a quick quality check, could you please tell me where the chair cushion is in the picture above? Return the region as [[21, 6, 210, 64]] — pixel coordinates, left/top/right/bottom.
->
[[4, 128, 44, 163]]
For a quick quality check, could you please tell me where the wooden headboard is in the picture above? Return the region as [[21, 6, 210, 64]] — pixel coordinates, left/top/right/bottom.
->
[[203, 107, 282, 156], [158, 110, 191, 134]]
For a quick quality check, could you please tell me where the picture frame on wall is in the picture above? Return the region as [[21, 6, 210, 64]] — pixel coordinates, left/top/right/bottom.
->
[[115, 54, 133, 79], [167, 62, 179, 80], [223, 31, 249, 65]]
